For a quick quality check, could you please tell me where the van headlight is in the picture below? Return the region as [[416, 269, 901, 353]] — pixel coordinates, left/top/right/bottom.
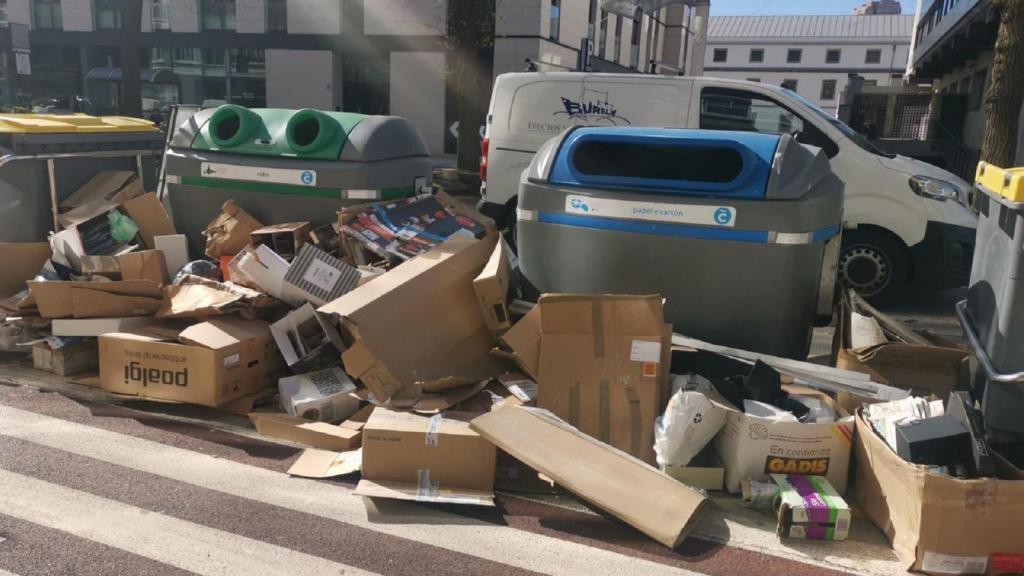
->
[[909, 175, 966, 205]]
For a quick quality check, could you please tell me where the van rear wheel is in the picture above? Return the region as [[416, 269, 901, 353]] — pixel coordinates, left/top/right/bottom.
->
[[838, 229, 908, 307]]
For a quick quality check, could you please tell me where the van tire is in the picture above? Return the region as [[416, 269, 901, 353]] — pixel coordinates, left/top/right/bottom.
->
[[838, 229, 908, 306]]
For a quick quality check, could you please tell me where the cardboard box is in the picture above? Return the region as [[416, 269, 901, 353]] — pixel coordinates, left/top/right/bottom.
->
[[281, 244, 361, 306], [250, 222, 311, 261], [118, 250, 169, 284], [0, 243, 51, 299], [773, 474, 851, 541], [356, 408, 496, 505], [319, 235, 506, 404], [154, 234, 188, 279], [28, 280, 164, 319], [712, 386, 855, 494], [32, 339, 99, 376], [287, 448, 362, 478], [471, 406, 708, 548], [203, 200, 263, 259], [503, 294, 669, 464], [234, 245, 301, 306], [249, 404, 372, 451], [661, 447, 725, 491], [270, 303, 346, 373], [80, 255, 122, 278], [854, 411, 1024, 574], [59, 192, 175, 255], [473, 237, 513, 334], [51, 317, 154, 337], [278, 367, 360, 423], [98, 317, 277, 407]]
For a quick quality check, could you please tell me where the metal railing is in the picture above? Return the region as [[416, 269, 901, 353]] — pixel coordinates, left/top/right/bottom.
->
[[932, 122, 980, 182]]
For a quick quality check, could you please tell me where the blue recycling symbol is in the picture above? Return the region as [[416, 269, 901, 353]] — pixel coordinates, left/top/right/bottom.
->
[[569, 198, 590, 212], [714, 208, 732, 225], [300, 170, 315, 185]]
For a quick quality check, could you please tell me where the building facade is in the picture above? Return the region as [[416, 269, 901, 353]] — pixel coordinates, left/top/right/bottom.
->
[[853, 0, 902, 16], [704, 14, 914, 115], [908, 0, 1022, 165]]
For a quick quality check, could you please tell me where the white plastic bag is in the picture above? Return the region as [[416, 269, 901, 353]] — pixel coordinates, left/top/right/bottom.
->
[[654, 390, 726, 467]]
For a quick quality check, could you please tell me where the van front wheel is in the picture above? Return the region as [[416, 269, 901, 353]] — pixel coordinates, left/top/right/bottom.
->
[[838, 229, 908, 306]]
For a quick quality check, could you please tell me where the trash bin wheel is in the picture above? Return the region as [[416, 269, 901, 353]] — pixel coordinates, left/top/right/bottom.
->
[[838, 228, 908, 306]]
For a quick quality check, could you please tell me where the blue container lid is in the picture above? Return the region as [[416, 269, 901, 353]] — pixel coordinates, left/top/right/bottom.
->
[[547, 127, 781, 200]]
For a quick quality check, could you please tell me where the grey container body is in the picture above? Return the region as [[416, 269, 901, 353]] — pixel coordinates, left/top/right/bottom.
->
[[517, 131, 844, 360], [964, 186, 1024, 437], [163, 110, 432, 255]]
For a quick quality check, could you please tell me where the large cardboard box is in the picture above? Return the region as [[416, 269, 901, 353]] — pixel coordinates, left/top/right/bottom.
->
[[28, 280, 163, 318], [471, 406, 708, 548], [32, 339, 99, 376], [356, 408, 496, 505], [854, 412, 1024, 575], [712, 386, 855, 494], [503, 294, 670, 464], [99, 318, 277, 407], [318, 235, 506, 404], [118, 250, 169, 284]]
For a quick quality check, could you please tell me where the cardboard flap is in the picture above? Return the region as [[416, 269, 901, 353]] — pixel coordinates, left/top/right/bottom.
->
[[121, 193, 176, 250], [354, 478, 494, 506], [29, 280, 163, 318], [0, 243, 51, 300], [179, 317, 269, 349], [287, 448, 362, 478], [59, 171, 139, 209], [499, 304, 541, 380], [157, 284, 244, 319], [470, 406, 707, 548], [537, 294, 665, 335]]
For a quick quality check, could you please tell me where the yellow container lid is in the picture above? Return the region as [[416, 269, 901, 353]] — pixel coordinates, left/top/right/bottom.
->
[[0, 113, 159, 134], [975, 161, 1024, 203]]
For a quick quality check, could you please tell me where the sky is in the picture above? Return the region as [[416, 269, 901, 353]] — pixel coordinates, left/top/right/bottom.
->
[[709, 0, 916, 16]]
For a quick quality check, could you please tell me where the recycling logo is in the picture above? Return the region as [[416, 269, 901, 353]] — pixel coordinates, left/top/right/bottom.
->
[[714, 207, 733, 225], [300, 170, 315, 185]]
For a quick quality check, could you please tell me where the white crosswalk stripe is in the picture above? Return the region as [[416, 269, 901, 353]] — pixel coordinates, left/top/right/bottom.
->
[[0, 469, 381, 576], [0, 404, 707, 576]]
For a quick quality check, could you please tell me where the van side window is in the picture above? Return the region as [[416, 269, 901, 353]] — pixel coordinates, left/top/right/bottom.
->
[[699, 87, 839, 157]]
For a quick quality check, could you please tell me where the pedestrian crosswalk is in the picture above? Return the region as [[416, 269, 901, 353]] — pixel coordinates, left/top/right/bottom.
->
[[0, 388, 898, 576]]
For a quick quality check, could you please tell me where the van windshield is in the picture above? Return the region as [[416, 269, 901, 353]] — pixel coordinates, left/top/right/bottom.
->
[[781, 88, 896, 158]]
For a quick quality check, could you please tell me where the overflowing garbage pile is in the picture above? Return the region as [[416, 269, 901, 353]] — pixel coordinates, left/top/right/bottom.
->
[[1, 168, 1023, 575]]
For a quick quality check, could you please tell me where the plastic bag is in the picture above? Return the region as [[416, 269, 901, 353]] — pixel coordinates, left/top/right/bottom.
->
[[107, 211, 140, 243], [654, 390, 727, 467], [172, 260, 222, 285]]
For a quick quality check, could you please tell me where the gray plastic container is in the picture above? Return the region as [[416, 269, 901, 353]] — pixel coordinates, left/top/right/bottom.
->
[[957, 162, 1024, 438], [517, 127, 844, 359], [162, 106, 432, 254]]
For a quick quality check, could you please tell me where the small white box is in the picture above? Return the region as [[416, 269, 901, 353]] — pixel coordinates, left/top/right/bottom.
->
[[279, 367, 360, 423]]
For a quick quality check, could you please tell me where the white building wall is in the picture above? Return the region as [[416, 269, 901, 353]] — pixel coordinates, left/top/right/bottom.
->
[[493, 37, 541, 77], [390, 52, 446, 154], [236, 0, 266, 33], [60, 0, 92, 31], [558, 0, 589, 48], [364, 0, 445, 36], [496, 0, 543, 37], [7, 0, 31, 26], [266, 49, 334, 109], [170, 0, 199, 33], [287, 0, 340, 35]]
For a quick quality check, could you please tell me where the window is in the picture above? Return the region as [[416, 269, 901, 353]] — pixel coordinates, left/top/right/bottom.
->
[[749, 48, 764, 63], [587, 0, 597, 40], [613, 15, 623, 63], [712, 48, 727, 62], [266, 0, 286, 32], [863, 79, 878, 86], [820, 79, 837, 100], [94, 0, 121, 30], [549, 0, 560, 41], [201, 0, 235, 31], [598, 9, 608, 58], [746, 78, 761, 83], [786, 48, 802, 63], [969, 69, 986, 110], [781, 78, 798, 91], [699, 86, 838, 157], [343, 52, 389, 116], [865, 49, 881, 64], [151, 0, 170, 30], [958, 77, 969, 94], [629, 9, 641, 69], [825, 49, 841, 64], [0, 1, 8, 26], [32, 0, 62, 29]]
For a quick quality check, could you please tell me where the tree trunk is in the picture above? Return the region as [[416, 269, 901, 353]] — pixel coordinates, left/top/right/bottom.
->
[[980, 0, 1024, 167], [455, 47, 482, 174], [119, 0, 144, 118]]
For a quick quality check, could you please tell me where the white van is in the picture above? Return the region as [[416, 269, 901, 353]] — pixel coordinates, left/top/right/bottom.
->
[[478, 73, 977, 304]]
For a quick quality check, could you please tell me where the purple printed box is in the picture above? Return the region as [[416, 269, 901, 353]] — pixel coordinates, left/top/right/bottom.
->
[[772, 474, 851, 541]]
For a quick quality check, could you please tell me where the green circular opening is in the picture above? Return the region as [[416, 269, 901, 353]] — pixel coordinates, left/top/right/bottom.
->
[[209, 105, 259, 148], [286, 109, 338, 154]]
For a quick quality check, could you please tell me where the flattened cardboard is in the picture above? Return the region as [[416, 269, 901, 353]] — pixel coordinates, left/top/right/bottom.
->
[[59, 171, 139, 209], [473, 237, 512, 334], [119, 193, 176, 250], [203, 200, 263, 259], [854, 411, 1024, 574], [319, 235, 505, 404], [496, 304, 541, 380], [357, 408, 496, 506], [118, 250, 169, 284], [32, 339, 99, 376], [520, 294, 669, 464], [28, 280, 163, 319], [98, 317, 276, 407], [471, 406, 708, 548], [287, 448, 362, 478], [157, 275, 276, 319], [52, 317, 154, 337], [249, 406, 371, 451], [80, 255, 122, 278], [0, 243, 51, 299], [713, 386, 855, 494]]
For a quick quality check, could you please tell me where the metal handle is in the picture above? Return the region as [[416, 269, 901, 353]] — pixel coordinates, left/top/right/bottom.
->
[[955, 300, 1024, 383]]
